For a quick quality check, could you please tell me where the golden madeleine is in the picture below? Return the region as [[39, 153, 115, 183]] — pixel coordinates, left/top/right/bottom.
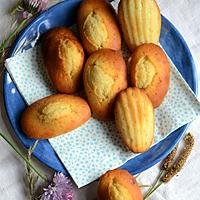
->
[[77, 0, 121, 54], [98, 169, 143, 200], [115, 87, 154, 153], [118, 0, 161, 51], [42, 27, 84, 94], [83, 49, 128, 120], [130, 44, 170, 108], [21, 94, 91, 139]]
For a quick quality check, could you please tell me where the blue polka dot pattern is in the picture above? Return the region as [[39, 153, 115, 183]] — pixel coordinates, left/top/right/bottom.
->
[[6, 45, 56, 104], [5, 41, 200, 188]]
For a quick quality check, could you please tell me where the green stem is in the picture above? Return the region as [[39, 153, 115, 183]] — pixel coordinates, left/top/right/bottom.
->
[[143, 170, 164, 199], [0, 132, 47, 181], [0, 19, 27, 54], [139, 184, 151, 188], [143, 181, 163, 200], [135, 173, 141, 179], [10, 1, 23, 15], [29, 140, 39, 155]]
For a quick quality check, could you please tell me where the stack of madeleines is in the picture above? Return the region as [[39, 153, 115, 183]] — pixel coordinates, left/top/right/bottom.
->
[[21, 0, 170, 155]]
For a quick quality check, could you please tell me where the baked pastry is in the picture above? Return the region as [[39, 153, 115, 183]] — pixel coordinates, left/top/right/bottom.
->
[[130, 43, 170, 108], [115, 87, 154, 153], [83, 49, 128, 120], [42, 27, 84, 94], [77, 0, 121, 54], [118, 0, 161, 51], [98, 169, 143, 200], [21, 94, 91, 139]]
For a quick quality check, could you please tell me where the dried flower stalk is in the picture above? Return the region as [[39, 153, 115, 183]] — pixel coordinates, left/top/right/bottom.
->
[[161, 145, 178, 170], [161, 133, 194, 182], [25, 140, 40, 200], [144, 133, 195, 200], [144, 145, 178, 199]]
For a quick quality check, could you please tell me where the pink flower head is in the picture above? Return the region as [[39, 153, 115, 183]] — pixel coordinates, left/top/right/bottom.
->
[[37, 0, 48, 12], [22, 11, 33, 19], [24, 0, 48, 13], [40, 173, 74, 200]]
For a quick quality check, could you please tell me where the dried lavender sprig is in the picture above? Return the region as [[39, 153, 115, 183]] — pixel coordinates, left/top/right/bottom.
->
[[161, 133, 194, 182]]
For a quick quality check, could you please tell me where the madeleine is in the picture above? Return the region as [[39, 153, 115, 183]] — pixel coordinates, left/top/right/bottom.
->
[[21, 94, 91, 139], [42, 27, 84, 94], [83, 49, 128, 120], [98, 169, 143, 200], [130, 44, 170, 108], [115, 87, 154, 153], [118, 0, 161, 51], [77, 0, 121, 54]]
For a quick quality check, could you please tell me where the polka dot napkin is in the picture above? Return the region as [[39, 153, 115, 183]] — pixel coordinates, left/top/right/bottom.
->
[[5, 43, 200, 187]]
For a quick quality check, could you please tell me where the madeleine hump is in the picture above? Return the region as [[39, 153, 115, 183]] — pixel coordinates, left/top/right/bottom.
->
[[42, 27, 85, 94], [21, 94, 91, 139], [98, 169, 143, 200], [77, 0, 121, 54], [130, 43, 170, 108], [118, 0, 161, 51], [115, 87, 154, 153], [83, 49, 128, 120]]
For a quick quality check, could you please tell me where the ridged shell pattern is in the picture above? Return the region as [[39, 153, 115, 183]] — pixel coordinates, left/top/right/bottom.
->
[[115, 88, 154, 153], [119, 0, 161, 51]]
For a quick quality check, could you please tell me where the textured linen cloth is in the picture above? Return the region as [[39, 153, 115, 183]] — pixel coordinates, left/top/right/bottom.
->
[[0, 0, 200, 199]]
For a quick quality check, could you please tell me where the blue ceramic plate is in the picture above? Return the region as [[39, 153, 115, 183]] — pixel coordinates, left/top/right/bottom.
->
[[3, 0, 198, 176]]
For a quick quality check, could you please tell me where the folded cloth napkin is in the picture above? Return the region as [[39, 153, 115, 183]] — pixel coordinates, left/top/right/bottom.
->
[[5, 41, 200, 187]]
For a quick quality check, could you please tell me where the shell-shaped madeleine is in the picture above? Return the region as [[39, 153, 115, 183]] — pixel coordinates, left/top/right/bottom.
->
[[118, 0, 161, 51], [21, 94, 91, 139], [115, 87, 154, 153]]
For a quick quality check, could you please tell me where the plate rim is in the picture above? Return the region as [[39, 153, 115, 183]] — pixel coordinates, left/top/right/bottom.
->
[[3, 0, 198, 176]]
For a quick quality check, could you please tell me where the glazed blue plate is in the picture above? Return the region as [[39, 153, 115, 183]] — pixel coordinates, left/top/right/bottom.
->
[[3, 0, 198, 177]]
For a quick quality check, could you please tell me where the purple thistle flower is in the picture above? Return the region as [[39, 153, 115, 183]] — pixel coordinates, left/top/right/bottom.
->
[[27, 0, 48, 12], [11, 0, 48, 19], [19, 0, 48, 19], [37, 0, 48, 12], [40, 173, 74, 200]]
